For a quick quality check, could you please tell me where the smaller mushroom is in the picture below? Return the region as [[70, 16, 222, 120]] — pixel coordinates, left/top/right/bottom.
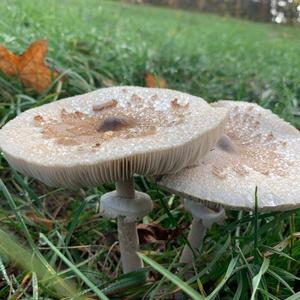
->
[[179, 200, 225, 264], [158, 100, 300, 264]]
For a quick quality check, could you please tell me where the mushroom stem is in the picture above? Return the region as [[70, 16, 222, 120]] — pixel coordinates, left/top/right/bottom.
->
[[180, 219, 207, 264], [116, 178, 135, 198], [116, 178, 142, 273], [180, 199, 226, 264], [100, 177, 153, 273], [118, 217, 142, 273]]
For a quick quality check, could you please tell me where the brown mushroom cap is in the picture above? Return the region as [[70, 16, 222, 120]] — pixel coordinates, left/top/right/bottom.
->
[[0, 86, 227, 188], [158, 101, 300, 212]]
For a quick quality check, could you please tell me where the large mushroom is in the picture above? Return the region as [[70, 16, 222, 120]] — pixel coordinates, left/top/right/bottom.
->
[[158, 100, 300, 264], [0, 86, 228, 273]]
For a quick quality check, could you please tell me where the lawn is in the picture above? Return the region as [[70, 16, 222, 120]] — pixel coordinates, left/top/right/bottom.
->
[[0, 0, 300, 299]]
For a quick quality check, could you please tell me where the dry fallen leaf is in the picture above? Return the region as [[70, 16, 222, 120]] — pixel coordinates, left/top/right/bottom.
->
[[0, 46, 19, 76], [137, 223, 183, 245], [145, 72, 167, 88], [0, 40, 59, 93]]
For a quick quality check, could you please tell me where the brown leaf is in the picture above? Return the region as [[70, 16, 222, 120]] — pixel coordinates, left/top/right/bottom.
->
[[144, 72, 167, 88], [137, 223, 182, 245], [0, 40, 60, 93], [0, 46, 19, 76]]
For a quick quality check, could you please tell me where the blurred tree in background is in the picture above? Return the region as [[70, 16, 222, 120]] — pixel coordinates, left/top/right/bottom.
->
[[128, 0, 300, 24]]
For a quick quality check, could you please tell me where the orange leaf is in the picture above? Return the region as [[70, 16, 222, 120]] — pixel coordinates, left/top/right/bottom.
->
[[0, 46, 19, 76], [145, 72, 167, 88], [0, 40, 59, 93]]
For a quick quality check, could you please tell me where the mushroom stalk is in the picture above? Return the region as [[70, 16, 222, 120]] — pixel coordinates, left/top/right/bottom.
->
[[180, 199, 225, 265], [116, 178, 135, 198], [118, 217, 141, 273], [100, 177, 153, 273], [180, 219, 207, 264], [116, 178, 141, 273]]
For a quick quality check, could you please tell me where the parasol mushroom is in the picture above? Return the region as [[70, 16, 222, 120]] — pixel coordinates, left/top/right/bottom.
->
[[0, 86, 228, 273], [158, 100, 300, 264]]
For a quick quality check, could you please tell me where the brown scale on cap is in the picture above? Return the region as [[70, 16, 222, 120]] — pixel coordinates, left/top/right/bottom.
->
[[33, 115, 45, 127], [150, 94, 158, 101], [34, 95, 188, 148], [93, 99, 118, 112], [131, 94, 142, 103], [211, 165, 227, 179], [171, 98, 189, 109]]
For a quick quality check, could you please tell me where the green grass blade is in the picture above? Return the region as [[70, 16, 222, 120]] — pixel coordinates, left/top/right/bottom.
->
[[102, 269, 148, 296], [0, 256, 15, 293], [32, 272, 39, 300], [0, 229, 82, 299], [257, 288, 280, 300], [267, 269, 295, 294], [285, 292, 300, 300], [270, 266, 300, 281], [233, 271, 245, 300], [0, 179, 55, 273], [149, 250, 181, 299], [138, 252, 204, 300], [65, 196, 93, 247], [40, 233, 109, 300], [11, 169, 39, 202], [188, 236, 231, 282], [206, 257, 238, 300], [250, 258, 270, 300], [261, 244, 299, 263]]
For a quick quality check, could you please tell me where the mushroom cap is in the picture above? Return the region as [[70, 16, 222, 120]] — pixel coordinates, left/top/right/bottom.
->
[[0, 86, 227, 188], [158, 101, 300, 212]]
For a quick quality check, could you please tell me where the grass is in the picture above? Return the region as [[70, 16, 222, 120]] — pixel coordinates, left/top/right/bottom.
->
[[0, 0, 299, 299]]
